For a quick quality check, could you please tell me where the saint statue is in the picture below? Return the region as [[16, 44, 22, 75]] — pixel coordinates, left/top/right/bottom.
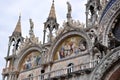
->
[[67, 1, 72, 19], [29, 18, 35, 37], [29, 19, 34, 30], [67, 1, 72, 15]]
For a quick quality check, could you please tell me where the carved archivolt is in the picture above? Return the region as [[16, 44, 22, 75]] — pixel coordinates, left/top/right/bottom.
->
[[99, 0, 120, 46], [90, 47, 120, 80], [16, 46, 42, 71], [48, 30, 92, 62], [17, 36, 41, 56], [19, 51, 41, 71], [15, 36, 43, 71]]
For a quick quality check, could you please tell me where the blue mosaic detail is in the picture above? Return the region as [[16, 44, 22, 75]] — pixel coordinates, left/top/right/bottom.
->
[[100, 0, 117, 21]]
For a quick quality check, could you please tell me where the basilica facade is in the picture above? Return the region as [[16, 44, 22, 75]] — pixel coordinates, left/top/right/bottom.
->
[[2, 0, 120, 80]]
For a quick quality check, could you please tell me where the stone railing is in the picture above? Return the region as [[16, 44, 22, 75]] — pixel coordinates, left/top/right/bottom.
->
[[22, 60, 100, 80], [2, 67, 18, 75]]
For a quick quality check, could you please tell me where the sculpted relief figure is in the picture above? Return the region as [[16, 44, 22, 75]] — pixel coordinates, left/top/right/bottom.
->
[[101, 0, 108, 7]]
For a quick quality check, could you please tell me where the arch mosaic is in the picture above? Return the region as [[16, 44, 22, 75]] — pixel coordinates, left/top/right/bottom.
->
[[90, 47, 120, 80], [53, 35, 87, 60], [17, 46, 42, 71], [20, 51, 41, 71], [99, 0, 120, 46], [49, 30, 92, 61]]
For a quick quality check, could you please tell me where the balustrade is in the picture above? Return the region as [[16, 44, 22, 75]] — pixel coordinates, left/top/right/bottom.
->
[[22, 60, 100, 80]]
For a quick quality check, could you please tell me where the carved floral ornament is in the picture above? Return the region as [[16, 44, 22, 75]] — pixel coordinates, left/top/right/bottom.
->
[[55, 20, 85, 37], [100, 0, 120, 26], [16, 36, 41, 55], [90, 47, 120, 80]]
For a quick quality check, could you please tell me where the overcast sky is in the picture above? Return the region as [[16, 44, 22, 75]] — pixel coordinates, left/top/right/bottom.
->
[[0, 0, 87, 79]]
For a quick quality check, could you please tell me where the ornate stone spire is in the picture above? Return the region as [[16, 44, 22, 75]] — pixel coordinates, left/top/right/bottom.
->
[[7, 15, 24, 57], [48, 0, 56, 21], [12, 14, 22, 36], [43, 0, 59, 44]]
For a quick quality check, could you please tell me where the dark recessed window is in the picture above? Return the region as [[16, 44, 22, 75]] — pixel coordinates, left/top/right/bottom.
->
[[112, 16, 120, 41], [67, 63, 74, 74]]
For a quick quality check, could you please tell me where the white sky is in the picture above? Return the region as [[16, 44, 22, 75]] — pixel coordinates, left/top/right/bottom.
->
[[0, 0, 87, 79]]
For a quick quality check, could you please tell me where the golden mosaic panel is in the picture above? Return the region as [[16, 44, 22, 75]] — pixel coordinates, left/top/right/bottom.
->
[[20, 51, 41, 71], [54, 36, 86, 60]]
